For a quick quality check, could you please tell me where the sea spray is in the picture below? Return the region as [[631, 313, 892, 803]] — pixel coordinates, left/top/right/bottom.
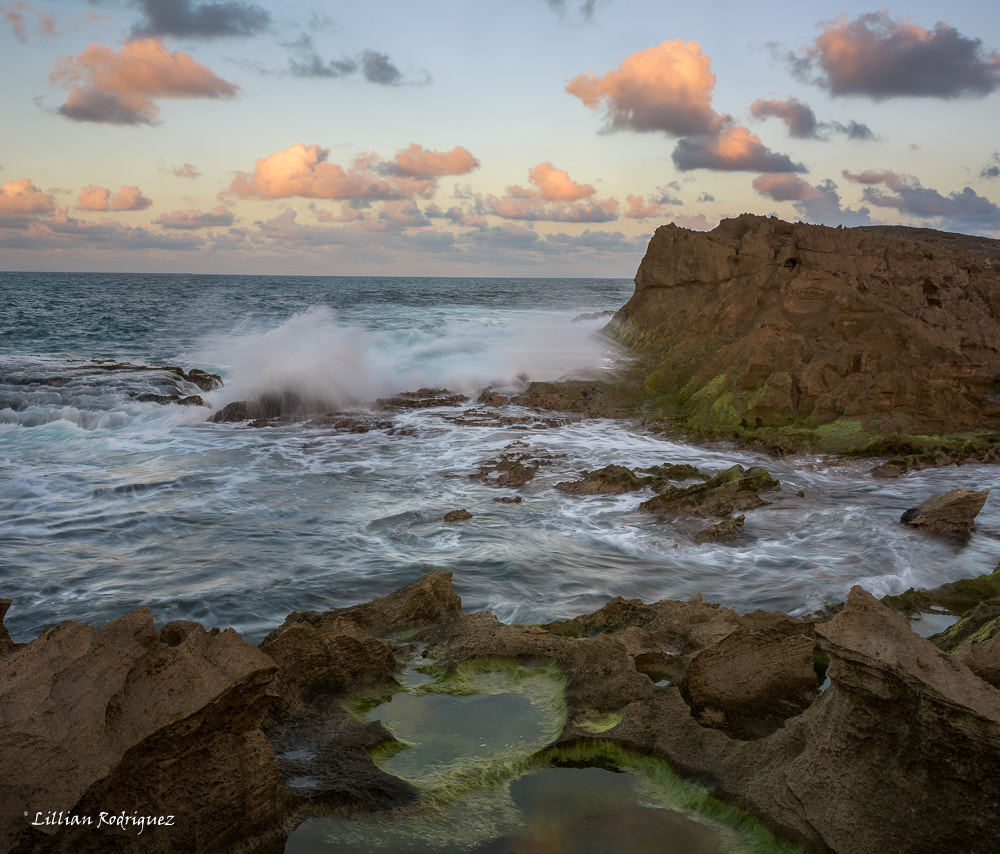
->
[[200, 305, 623, 410]]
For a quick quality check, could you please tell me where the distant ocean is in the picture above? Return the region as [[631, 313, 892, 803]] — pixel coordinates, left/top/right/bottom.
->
[[1, 271, 997, 643]]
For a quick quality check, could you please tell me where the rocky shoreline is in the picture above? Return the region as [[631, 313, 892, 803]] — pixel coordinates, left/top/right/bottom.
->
[[3, 549, 1000, 853]]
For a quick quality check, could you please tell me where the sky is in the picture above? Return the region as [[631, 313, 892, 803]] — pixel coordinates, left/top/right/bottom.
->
[[1, 0, 999, 276]]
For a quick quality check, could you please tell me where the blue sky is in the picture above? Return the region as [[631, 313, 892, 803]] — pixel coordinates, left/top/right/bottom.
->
[[1, 0, 998, 275]]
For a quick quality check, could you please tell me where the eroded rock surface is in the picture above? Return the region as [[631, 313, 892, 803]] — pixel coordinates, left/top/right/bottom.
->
[[0, 607, 280, 854], [611, 215, 1000, 446]]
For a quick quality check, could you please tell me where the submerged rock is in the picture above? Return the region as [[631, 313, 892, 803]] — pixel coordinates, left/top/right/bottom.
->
[[373, 388, 467, 410], [694, 514, 745, 544], [900, 487, 990, 533], [444, 508, 473, 522], [555, 464, 649, 495]]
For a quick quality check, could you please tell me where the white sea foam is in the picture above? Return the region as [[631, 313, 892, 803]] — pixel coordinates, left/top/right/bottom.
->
[[199, 305, 620, 408]]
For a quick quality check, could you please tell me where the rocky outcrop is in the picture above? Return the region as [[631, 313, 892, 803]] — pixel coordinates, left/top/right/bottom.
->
[[610, 215, 1000, 449], [639, 463, 779, 517], [900, 487, 989, 533], [0, 607, 280, 854]]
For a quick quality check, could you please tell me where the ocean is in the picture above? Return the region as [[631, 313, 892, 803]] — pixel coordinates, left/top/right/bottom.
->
[[1, 271, 997, 645]]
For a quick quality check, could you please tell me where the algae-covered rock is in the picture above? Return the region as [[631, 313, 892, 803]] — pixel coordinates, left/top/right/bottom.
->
[[555, 464, 649, 495], [640, 464, 779, 517]]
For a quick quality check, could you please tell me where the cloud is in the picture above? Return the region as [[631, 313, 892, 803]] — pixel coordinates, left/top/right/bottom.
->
[[750, 96, 876, 142], [623, 191, 680, 219], [671, 214, 714, 230], [230, 143, 478, 201], [171, 162, 201, 178], [156, 205, 234, 229], [848, 173, 1000, 230], [982, 153, 1000, 180], [77, 184, 153, 211], [673, 126, 805, 173], [544, 0, 601, 22], [390, 144, 480, 178], [130, 0, 270, 40], [754, 173, 872, 226], [50, 38, 239, 125], [788, 11, 1000, 99], [566, 39, 721, 136], [750, 96, 819, 138], [283, 37, 429, 86], [483, 162, 618, 222], [0, 178, 55, 217], [2, 1, 55, 43]]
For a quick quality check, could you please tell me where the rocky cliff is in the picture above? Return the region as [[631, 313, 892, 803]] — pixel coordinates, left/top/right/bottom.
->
[[610, 215, 1000, 450]]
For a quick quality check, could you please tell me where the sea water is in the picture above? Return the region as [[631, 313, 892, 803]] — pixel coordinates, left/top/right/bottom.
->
[[1, 271, 998, 644]]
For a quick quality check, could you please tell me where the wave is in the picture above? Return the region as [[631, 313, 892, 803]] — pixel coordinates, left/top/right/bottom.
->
[[199, 305, 622, 410]]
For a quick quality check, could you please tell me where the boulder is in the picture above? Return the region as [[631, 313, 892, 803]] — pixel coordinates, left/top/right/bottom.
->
[[640, 464, 779, 517], [610, 215, 1000, 446], [443, 508, 473, 522], [0, 608, 280, 853], [900, 487, 989, 532]]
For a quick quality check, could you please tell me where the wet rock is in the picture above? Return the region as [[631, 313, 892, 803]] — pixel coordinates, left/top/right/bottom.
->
[[476, 388, 511, 407], [470, 441, 555, 487], [305, 413, 395, 432], [443, 406, 579, 429], [640, 462, 707, 488], [931, 597, 1000, 653], [555, 464, 648, 495], [499, 495, 522, 504], [444, 508, 473, 522], [640, 464, 779, 517], [0, 607, 281, 853], [373, 388, 467, 410], [900, 487, 990, 533], [694, 514, 745, 544], [0, 599, 14, 656], [135, 392, 207, 406], [182, 367, 223, 391]]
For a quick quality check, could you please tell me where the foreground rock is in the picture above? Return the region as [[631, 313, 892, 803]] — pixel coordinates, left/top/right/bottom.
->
[[0, 607, 280, 853], [608, 215, 1000, 452], [900, 487, 990, 533], [5, 568, 1000, 853]]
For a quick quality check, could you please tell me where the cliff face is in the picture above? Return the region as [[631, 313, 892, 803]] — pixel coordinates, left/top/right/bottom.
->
[[612, 214, 1000, 445]]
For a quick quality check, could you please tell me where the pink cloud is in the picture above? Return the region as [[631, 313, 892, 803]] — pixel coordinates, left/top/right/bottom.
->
[[49, 38, 239, 125], [0, 178, 55, 215], [673, 126, 805, 173], [623, 194, 673, 219], [2, 2, 55, 43], [77, 184, 111, 211], [841, 169, 916, 190], [484, 163, 618, 222], [566, 39, 722, 136], [77, 184, 152, 211], [391, 144, 480, 177], [752, 173, 823, 202], [793, 11, 1000, 99], [156, 206, 234, 230], [231, 143, 478, 202], [528, 162, 595, 201]]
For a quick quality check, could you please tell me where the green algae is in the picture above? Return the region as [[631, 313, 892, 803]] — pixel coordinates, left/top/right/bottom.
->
[[575, 710, 623, 734]]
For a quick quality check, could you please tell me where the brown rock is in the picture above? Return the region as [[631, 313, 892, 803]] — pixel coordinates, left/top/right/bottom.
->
[[0, 609, 280, 853], [611, 215, 1000, 438], [640, 464, 779, 517], [555, 464, 648, 495], [680, 626, 818, 738], [901, 487, 990, 532], [443, 508, 473, 522]]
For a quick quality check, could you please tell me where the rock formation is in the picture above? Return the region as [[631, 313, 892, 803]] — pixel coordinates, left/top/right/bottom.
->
[[608, 215, 1000, 450], [900, 487, 990, 533], [4, 569, 1000, 853], [0, 607, 280, 853]]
